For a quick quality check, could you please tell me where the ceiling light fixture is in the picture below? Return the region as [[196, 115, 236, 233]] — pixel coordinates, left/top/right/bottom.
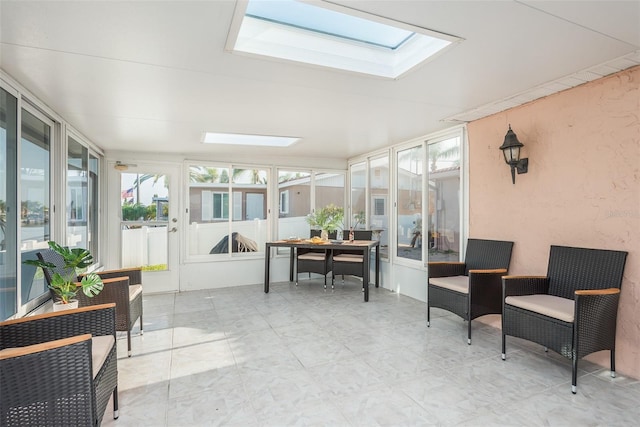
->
[[202, 132, 300, 147]]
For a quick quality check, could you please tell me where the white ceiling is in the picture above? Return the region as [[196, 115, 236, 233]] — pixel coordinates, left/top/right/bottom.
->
[[1, 0, 639, 161]]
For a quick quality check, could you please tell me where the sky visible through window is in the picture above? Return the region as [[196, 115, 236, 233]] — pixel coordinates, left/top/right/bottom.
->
[[246, 0, 415, 50]]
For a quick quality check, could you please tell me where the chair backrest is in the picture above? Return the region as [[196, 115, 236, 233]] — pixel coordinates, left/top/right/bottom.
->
[[341, 230, 373, 240], [463, 238, 514, 275], [547, 245, 628, 299], [37, 249, 78, 286]]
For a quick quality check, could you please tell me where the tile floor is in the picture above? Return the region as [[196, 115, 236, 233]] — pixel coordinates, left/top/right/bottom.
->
[[102, 279, 639, 426]]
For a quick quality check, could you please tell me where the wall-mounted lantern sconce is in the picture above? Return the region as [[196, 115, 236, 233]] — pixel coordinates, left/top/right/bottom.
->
[[499, 125, 528, 184]]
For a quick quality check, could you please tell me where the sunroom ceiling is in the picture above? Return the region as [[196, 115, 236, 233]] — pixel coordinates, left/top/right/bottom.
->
[[0, 0, 638, 161]]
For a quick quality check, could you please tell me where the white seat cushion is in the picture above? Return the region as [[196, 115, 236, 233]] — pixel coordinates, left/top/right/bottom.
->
[[298, 253, 326, 261], [429, 275, 469, 294], [505, 294, 574, 322], [333, 254, 363, 262], [129, 284, 143, 301], [91, 335, 115, 378]]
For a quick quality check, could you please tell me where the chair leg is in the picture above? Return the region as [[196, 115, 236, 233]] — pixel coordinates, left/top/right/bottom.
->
[[323, 274, 327, 290], [467, 321, 472, 345], [427, 302, 431, 327], [113, 386, 119, 419], [572, 357, 578, 394], [127, 330, 132, 357], [501, 334, 506, 360], [139, 313, 143, 335], [611, 349, 616, 378]]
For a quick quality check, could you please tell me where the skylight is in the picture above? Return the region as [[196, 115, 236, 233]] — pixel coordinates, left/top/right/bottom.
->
[[202, 132, 300, 147], [227, 0, 460, 79]]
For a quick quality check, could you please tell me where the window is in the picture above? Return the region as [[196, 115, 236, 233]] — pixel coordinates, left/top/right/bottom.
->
[[277, 170, 311, 241], [428, 136, 461, 262], [188, 164, 268, 257], [88, 154, 99, 259], [67, 136, 88, 249], [0, 87, 18, 320], [213, 192, 229, 220], [373, 197, 386, 216], [229, 0, 460, 78], [396, 145, 423, 261], [350, 162, 366, 229], [20, 107, 53, 308], [279, 190, 289, 214]]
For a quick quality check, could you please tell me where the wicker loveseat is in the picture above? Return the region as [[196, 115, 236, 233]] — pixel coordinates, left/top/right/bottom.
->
[[501, 245, 628, 393], [427, 238, 514, 344], [0, 303, 119, 426]]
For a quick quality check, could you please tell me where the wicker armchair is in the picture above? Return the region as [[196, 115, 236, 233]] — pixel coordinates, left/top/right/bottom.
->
[[296, 230, 335, 289], [427, 238, 514, 344], [501, 245, 628, 393], [331, 230, 374, 289], [0, 303, 118, 426], [38, 249, 143, 357]]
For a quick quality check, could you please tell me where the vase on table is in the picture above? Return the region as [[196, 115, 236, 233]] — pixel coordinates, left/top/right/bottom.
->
[[321, 229, 329, 241]]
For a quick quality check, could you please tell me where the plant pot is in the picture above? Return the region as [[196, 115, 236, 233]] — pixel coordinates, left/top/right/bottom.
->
[[53, 299, 79, 312]]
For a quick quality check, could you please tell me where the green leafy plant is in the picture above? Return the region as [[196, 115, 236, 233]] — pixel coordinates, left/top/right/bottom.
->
[[306, 203, 344, 232], [353, 211, 366, 229], [23, 241, 104, 304]]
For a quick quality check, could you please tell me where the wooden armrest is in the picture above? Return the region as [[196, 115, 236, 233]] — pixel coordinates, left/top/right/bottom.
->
[[0, 303, 116, 327], [428, 262, 465, 266], [469, 268, 507, 274], [502, 275, 547, 280], [575, 288, 620, 296], [0, 334, 91, 360], [101, 277, 129, 285]]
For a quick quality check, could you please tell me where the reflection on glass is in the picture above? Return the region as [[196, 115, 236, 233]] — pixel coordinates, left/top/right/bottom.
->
[[67, 137, 88, 249], [1, 88, 18, 320], [396, 145, 423, 261], [278, 170, 311, 240], [369, 155, 389, 258], [428, 136, 461, 262], [120, 172, 169, 270], [20, 108, 51, 303], [350, 162, 366, 229]]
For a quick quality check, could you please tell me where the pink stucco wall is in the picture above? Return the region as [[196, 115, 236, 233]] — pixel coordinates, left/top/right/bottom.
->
[[468, 66, 640, 379]]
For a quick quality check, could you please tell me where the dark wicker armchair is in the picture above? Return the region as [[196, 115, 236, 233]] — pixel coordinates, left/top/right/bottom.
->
[[502, 245, 627, 393], [427, 238, 514, 344], [331, 230, 374, 289], [38, 249, 143, 357], [296, 230, 335, 289], [0, 303, 119, 426]]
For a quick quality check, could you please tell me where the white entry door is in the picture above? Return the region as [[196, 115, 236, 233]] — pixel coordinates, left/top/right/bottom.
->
[[109, 162, 181, 293]]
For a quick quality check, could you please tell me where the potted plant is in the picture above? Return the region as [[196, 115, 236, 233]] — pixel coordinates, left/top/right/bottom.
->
[[24, 241, 104, 311], [306, 203, 344, 240]]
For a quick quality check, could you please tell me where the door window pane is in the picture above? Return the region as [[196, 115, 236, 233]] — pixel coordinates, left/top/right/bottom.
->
[[428, 136, 461, 262], [0, 88, 18, 319], [121, 172, 169, 270], [397, 145, 423, 261], [20, 108, 51, 303], [67, 137, 88, 249]]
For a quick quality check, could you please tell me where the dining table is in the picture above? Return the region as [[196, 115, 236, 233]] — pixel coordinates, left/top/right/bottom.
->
[[264, 239, 380, 302]]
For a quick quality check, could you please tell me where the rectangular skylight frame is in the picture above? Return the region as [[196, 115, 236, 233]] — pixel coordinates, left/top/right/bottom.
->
[[226, 0, 461, 79], [202, 132, 300, 147]]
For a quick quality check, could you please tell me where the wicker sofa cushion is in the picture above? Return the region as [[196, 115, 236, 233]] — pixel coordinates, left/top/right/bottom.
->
[[429, 275, 469, 294], [333, 254, 364, 262], [91, 335, 115, 378], [298, 253, 326, 261], [130, 284, 143, 300], [505, 294, 574, 322]]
